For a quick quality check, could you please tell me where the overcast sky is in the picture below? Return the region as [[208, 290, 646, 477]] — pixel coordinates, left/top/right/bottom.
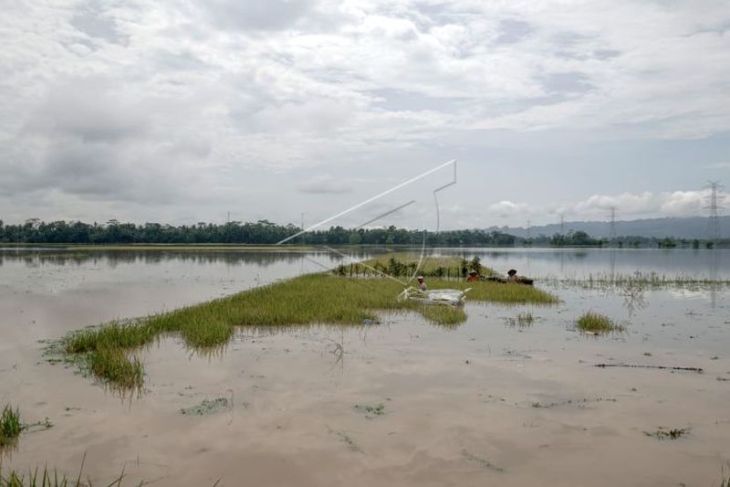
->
[[1, 0, 729, 229]]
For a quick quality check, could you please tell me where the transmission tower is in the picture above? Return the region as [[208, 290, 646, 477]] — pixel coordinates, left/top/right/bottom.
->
[[705, 181, 724, 244], [609, 206, 617, 242], [526, 219, 532, 241], [560, 213, 565, 235]]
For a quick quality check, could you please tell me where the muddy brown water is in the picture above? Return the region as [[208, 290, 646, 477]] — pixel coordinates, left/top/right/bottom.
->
[[1, 248, 729, 486]]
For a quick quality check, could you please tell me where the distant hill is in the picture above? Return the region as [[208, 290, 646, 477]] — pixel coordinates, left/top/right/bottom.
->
[[487, 216, 730, 240]]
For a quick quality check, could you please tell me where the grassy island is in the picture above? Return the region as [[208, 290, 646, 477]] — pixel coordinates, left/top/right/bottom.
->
[[60, 254, 558, 390]]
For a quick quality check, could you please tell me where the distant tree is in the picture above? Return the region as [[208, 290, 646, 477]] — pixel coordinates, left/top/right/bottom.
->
[[348, 231, 362, 245]]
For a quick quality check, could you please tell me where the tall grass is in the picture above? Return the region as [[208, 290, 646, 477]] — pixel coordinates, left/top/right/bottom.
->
[[63, 272, 558, 389]]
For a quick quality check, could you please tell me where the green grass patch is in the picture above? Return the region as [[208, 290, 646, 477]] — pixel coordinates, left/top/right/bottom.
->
[[576, 312, 624, 334], [463, 283, 557, 304], [418, 305, 467, 326], [0, 405, 21, 448], [62, 271, 559, 389], [88, 348, 144, 391], [66, 322, 157, 354]]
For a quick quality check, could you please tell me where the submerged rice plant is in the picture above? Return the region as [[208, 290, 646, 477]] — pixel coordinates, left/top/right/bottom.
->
[[418, 305, 467, 326], [517, 313, 535, 325], [0, 405, 21, 448], [553, 272, 730, 290], [507, 312, 535, 327], [576, 312, 624, 334], [88, 348, 144, 391], [0, 463, 133, 487]]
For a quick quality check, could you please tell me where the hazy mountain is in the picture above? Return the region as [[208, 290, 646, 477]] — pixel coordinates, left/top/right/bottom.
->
[[487, 216, 729, 240]]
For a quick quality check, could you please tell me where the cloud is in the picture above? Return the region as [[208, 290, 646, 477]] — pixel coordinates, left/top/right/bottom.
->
[[488, 200, 530, 218], [475, 189, 728, 225], [70, 0, 129, 45], [201, 0, 314, 31], [26, 78, 149, 142], [574, 192, 656, 215], [570, 189, 729, 219], [0, 0, 729, 224], [495, 19, 532, 44], [297, 175, 353, 194], [1, 76, 216, 205], [706, 162, 730, 169], [540, 72, 594, 95]]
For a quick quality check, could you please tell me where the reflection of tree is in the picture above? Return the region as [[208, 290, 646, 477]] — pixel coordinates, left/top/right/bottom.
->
[[620, 278, 648, 317], [708, 249, 721, 309], [0, 249, 367, 269]]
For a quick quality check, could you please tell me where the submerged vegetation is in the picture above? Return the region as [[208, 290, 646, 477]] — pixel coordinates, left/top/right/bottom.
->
[[576, 312, 624, 334], [61, 254, 558, 389], [180, 398, 230, 416], [0, 405, 21, 448], [552, 272, 730, 289], [0, 463, 133, 487], [417, 305, 467, 326], [644, 427, 690, 440], [354, 403, 386, 418], [506, 312, 535, 327]]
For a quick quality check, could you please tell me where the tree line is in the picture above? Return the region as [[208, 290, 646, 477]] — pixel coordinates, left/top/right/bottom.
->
[[1, 219, 723, 248], [0, 219, 517, 246]]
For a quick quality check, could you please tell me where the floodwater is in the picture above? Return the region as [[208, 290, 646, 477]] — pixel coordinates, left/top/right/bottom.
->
[[1, 248, 729, 486]]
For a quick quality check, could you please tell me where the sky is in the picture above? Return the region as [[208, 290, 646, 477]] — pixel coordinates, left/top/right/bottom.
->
[[1, 0, 729, 229]]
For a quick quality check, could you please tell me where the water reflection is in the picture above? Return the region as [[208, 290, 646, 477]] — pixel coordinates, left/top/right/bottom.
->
[[3, 247, 729, 282], [0, 249, 371, 268], [619, 279, 648, 317], [440, 247, 730, 281]]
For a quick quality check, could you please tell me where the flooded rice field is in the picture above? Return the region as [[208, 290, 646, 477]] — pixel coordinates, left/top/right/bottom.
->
[[1, 248, 729, 486]]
